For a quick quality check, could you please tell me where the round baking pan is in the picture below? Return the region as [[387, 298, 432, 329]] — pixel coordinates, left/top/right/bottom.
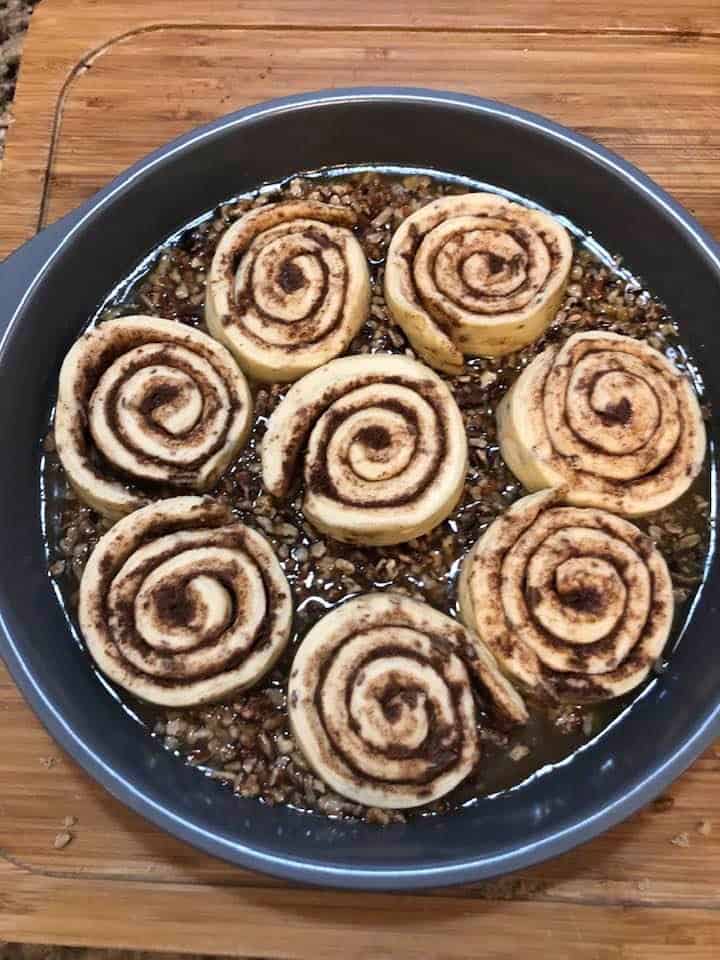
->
[[0, 88, 718, 890]]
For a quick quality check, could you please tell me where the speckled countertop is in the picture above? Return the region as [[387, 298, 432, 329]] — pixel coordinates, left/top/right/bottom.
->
[[0, 0, 39, 162], [0, 948, 251, 960]]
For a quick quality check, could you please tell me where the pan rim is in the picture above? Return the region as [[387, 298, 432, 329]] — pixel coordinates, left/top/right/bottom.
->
[[1, 85, 719, 890]]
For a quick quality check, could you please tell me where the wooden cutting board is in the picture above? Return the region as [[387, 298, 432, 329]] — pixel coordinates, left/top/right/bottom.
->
[[1, 2, 719, 956]]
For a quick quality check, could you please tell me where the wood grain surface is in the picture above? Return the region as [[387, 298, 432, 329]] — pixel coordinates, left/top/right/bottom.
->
[[1, 1, 719, 956]]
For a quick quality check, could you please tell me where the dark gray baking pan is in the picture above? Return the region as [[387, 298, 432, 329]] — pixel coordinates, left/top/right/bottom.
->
[[0, 88, 718, 890]]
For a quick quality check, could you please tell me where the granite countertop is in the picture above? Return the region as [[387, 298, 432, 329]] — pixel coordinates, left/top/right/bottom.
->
[[0, 0, 38, 162]]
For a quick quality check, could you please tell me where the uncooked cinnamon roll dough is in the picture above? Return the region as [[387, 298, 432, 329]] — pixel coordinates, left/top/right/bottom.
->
[[79, 497, 292, 707], [206, 201, 371, 381], [458, 489, 674, 702], [385, 193, 572, 373], [261, 353, 468, 545], [55, 316, 252, 519], [289, 592, 527, 808], [497, 331, 706, 515], [44, 170, 712, 824]]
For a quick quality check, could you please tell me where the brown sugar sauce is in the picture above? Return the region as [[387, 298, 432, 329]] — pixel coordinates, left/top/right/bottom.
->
[[40, 166, 713, 823]]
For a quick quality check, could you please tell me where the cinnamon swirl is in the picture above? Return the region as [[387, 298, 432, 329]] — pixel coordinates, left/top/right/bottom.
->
[[384, 193, 572, 373], [55, 316, 252, 519], [458, 489, 674, 702], [497, 331, 706, 515], [79, 496, 292, 707], [289, 592, 527, 808], [206, 201, 371, 381], [261, 354, 468, 545]]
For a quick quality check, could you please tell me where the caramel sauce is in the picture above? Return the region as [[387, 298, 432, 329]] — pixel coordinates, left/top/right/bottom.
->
[[39, 166, 714, 820]]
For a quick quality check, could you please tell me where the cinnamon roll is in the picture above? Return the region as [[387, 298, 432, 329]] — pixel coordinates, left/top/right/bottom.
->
[[261, 354, 468, 545], [55, 316, 252, 519], [384, 193, 572, 373], [289, 593, 527, 808], [206, 201, 371, 382], [458, 489, 674, 702], [79, 496, 292, 707], [498, 331, 706, 515]]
